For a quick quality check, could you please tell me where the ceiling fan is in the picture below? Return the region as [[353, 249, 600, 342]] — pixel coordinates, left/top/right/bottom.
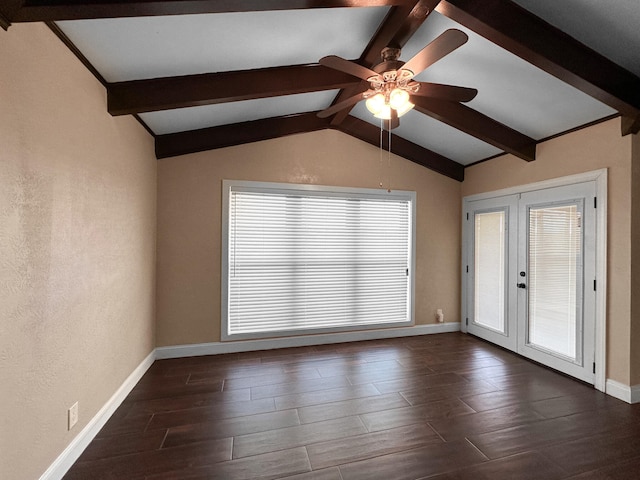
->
[[317, 29, 477, 129]]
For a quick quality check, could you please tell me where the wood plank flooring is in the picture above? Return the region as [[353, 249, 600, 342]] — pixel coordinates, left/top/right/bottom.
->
[[63, 333, 640, 479]]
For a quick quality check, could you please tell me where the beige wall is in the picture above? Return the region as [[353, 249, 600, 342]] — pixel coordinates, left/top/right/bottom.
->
[[631, 131, 640, 385], [462, 118, 633, 384], [0, 24, 157, 479], [157, 130, 462, 346]]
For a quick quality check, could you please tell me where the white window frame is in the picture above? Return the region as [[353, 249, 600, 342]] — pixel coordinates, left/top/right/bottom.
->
[[221, 180, 417, 341]]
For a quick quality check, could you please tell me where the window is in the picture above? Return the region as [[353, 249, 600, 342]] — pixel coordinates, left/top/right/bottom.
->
[[222, 180, 416, 340]]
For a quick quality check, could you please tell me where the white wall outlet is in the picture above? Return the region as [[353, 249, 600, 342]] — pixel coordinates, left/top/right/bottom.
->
[[436, 309, 444, 323], [68, 402, 79, 431]]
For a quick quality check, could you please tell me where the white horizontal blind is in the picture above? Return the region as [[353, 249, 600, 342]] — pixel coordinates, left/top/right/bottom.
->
[[474, 210, 506, 333], [528, 204, 581, 359], [225, 184, 413, 338]]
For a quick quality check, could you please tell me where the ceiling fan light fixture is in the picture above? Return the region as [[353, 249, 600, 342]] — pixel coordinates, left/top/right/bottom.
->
[[371, 103, 415, 120], [396, 100, 415, 117], [389, 88, 410, 110], [367, 89, 414, 120], [365, 93, 386, 116]]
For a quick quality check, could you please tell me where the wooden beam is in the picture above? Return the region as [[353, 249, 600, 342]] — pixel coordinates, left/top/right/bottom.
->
[[413, 97, 536, 162], [155, 112, 329, 159], [329, 0, 441, 126], [3, 0, 409, 23], [0, 11, 10, 29], [108, 64, 359, 116], [155, 109, 463, 181], [622, 115, 640, 136], [362, 0, 440, 65], [437, 0, 640, 117], [0, 0, 21, 29], [333, 115, 464, 181]]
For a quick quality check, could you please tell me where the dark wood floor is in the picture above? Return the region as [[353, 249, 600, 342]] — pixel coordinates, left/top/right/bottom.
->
[[63, 332, 640, 480]]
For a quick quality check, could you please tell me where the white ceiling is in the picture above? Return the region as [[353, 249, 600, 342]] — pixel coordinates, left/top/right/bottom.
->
[[141, 91, 342, 135], [54, 1, 638, 168], [57, 8, 390, 81], [512, 0, 640, 78]]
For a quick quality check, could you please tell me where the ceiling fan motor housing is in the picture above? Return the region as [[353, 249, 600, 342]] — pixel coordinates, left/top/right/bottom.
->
[[369, 46, 417, 96]]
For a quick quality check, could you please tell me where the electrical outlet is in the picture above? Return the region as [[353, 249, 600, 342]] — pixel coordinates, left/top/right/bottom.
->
[[68, 402, 78, 431], [436, 309, 444, 323]]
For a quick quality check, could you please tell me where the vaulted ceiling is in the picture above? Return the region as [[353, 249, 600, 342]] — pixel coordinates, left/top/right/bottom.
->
[[2, 0, 640, 181]]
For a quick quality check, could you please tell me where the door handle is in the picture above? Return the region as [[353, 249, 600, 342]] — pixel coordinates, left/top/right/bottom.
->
[[517, 283, 526, 289]]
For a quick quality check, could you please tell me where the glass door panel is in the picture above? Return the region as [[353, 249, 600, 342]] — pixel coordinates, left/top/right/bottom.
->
[[474, 211, 506, 333], [528, 204, 581, 359]]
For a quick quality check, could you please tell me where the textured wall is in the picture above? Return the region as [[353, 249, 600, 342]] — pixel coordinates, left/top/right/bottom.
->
[[631, 131, 640, 386], [0, 24, 156, 479], [156, 130, 462, 346], [462, 118, 633, 385]]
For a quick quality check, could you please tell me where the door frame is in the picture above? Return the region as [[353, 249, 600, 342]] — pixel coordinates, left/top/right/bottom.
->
[[461, 169, 607, 392]]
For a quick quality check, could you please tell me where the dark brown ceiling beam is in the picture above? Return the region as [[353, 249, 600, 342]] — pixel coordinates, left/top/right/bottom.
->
[[330, 0, 441, 126], [155, 112, 330, 159], [361, 0, 439, 65], [333, 115, 464, 181], [108, 64, 359, 116], [0, 12, 10, 29], [155, 109, 463, 181], [2, 0, 409, 25], [0, 0, 20, 28], [413, 97, 536, 162], [436, 0, 640, 120], [622, 115, 640, 136]]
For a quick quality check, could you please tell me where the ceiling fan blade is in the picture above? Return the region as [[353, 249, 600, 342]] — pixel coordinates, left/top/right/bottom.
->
[[412, 83, 478, 102], [401, 29, 469, 77], [319, 55, 379, 82], [384, 108, 400, 130], [317, 91, 372, 118]]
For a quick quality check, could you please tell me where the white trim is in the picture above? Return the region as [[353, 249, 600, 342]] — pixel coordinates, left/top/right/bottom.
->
[[593, 170, 607, 392], [156, 322, 460, 359], [463, 169, 608, 202], [461, 168, 607, 392], [604, 379, 640, 404], [461, 209, 469, 334], [39, 351, 155, 480], [605, 379, 630, 403]]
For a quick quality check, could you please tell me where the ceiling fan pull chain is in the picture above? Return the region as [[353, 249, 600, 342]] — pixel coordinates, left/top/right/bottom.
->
[[388, 126, 392, 193], [379, 117, 384, 188]]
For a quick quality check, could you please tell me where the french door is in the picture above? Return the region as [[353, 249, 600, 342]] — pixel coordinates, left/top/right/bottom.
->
[[464, 181, 597, 384]]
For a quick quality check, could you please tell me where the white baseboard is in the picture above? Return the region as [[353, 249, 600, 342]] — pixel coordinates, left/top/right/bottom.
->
[[156, 322, 460, 359], [39, 350, 156, 480], [605, 379, 630, 403], [632, 385, 640, 404], [605, 379, 640, 404]]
